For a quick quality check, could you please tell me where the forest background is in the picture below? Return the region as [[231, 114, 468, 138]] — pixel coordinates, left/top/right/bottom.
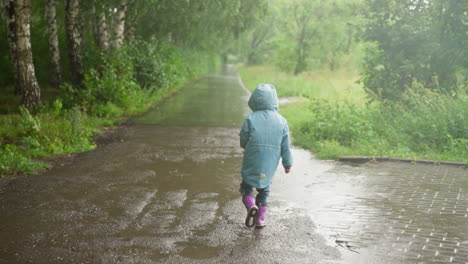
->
[[0, 0, 466, 175], [237, 0, 467, 163]]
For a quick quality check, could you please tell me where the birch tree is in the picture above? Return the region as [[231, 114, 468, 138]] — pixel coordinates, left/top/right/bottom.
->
[[65, 0, 83, 86], [91, 1, 110, 52], [4, 0, 41, 109], [112, 0, 128, 49], [46, 0, 61, 88]]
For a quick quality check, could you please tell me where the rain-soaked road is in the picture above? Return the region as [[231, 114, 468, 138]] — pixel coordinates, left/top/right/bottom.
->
[[1, 66, 467, 264]]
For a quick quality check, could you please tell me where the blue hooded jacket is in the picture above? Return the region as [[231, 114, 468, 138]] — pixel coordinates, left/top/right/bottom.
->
[[240, 84, 293, 189]]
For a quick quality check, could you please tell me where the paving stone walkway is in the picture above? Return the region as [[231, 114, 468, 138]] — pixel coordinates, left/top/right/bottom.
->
[[308, 161, 467, 263]]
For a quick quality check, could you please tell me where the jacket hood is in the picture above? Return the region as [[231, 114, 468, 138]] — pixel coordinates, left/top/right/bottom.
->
[[248, 84, 278, 111]]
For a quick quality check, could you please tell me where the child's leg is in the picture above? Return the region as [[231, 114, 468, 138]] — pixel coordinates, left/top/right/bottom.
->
[[255, 185, 270, 206], [239, 181, 258, 228], [239, 180, 254, 198], [255, 186, 270, 227]]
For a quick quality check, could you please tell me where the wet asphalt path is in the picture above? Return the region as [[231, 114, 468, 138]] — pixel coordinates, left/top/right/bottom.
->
[[1, 66, 467, 264], [0, 66, 338, 263]]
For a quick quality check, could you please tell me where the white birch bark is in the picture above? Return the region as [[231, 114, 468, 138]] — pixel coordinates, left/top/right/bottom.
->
[[124, 19, 135, 43], [65, 0, 83, 86], [46, 0, 61, 88], [112, 0, 128, 48], [91, 3, 99, 45], [97, 7, 109, 51], [4, 0, 41, 109], [4, 0, 18, 93]]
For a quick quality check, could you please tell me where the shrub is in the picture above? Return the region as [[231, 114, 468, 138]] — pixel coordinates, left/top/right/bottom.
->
[[300, 99, 375, 147], [294, 91, 467, 162], [0, 145, 48, 175], [1, 40, 220, 176]]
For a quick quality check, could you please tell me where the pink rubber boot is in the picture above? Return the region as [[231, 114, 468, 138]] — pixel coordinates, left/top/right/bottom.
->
[[242, 195, 258, 228], [255, 206, 267, 228]]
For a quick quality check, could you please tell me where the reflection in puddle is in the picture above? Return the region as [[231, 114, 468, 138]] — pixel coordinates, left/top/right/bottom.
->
[[274, 148, 468, 263]]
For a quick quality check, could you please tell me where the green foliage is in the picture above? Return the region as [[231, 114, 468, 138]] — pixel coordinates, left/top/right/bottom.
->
[[18, 107, 41, 135], [300, 99, 374, 147], [127, 41, 168, 89], [135, 0, 267, 51], [83, 59, 138, 107], [91, 103, 123, 119], [361, 0, 468, 101], [240, 0, 363, 73], [127, 41, 192, 91], [0, 39, 219, 176], [0, 106, 96, 175], [287, 93, 467, 162], [239, 65, 467, 163], [0, 145, 48, 175], [0, 0, 264, 89], [237, 0, 467, 163], [58, 41, 212, 116], [1, 0, 256, 176], [237, 64, 366, 103], [379, 83, 467, 152]]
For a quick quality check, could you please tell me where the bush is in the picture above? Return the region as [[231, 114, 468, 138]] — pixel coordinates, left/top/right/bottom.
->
[[82, 49, 139, 109], [0, 106, 97, 175], [0, 145, 48, 175], [126, 41, 219, 92], [293, 91, 467, 162], [0, 40, 220, 176], [127, 41, 182, 90], [300, 99, 375, 147], [239, 61, 466, 163]]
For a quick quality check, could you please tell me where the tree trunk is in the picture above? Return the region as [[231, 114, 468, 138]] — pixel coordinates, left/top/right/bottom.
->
[[123, 2, 138, 43], [124, 19, 135, 43], [91, 3, 99, 45], [65, 0, 83, 87], [4, 0, 41, 109], [344, 25, 353, 54], [4, 0, 18, 94], [112, 0, 128, 48], [294, 25, 307, 75], [46, 0, 61, 88], [96, 7, 110, 51]]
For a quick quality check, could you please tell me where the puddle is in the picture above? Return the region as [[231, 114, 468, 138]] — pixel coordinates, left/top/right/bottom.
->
[[177, 242, 221, 259], [274, 147, 468, 264]]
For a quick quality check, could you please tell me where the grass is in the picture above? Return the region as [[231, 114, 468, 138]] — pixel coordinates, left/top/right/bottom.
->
[[237, 64, 366, 104], [0, 42, 221, 176], [0, 88, 172, 176], [238, 64, 467, 163]]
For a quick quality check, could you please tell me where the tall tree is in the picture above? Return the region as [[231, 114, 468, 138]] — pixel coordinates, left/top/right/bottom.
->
[[124, 1, 139, 43], [96, 3, 110, 52], [112, 0, 128, 49], [269, 0, 320, 75], [46, 0, 61, 88], [361, 0, 467, 101], [91, 3, 99, 45], [134, 0, 267, 51], [65, 0, 83, 86], [3, 0, 41, 109], [260, 0, 362, 74], [244, 24, 274, 64], [292, 1, 314, 75]]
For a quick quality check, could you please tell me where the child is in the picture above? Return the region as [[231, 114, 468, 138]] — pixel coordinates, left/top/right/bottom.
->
[[239, 83, 293, 228]]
